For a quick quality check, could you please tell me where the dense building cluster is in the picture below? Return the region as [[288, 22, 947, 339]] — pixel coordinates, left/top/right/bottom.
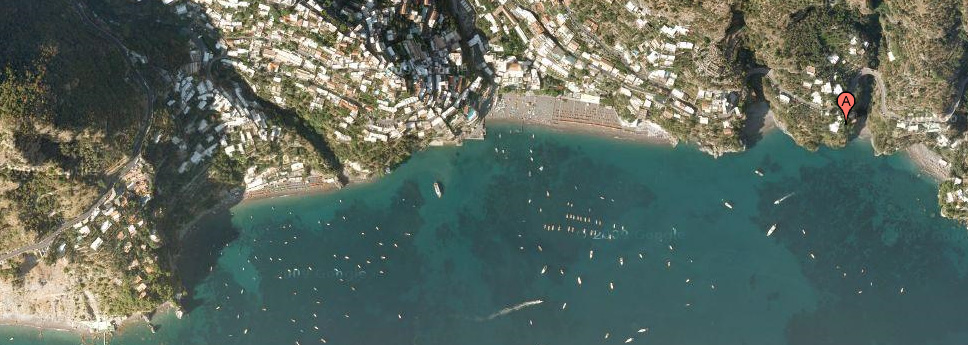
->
[[189, 0, 491, 150], [478, 0, 744, 149]]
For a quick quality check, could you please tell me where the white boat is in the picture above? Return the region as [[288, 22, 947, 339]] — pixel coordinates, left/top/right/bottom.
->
[[773, 192, 795, 205], [723, 201, 733, 209], [754, 169, 764, 177], [767, 224, 777, 237], [433, 182, 442, 198]]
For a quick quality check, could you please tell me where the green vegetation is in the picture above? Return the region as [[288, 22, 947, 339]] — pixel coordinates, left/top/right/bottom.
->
[[0, 0, 239, 319], [536, 76, 566, 96], [878, 0, 965, 115], [939, 180, 968, 220], [867, 112, 926, 154], [4, 171, 63, 236], [779, 5, 878, 78], [498, 32, 527, 58], [86, 0, 192, 70], [0, 0, 144, 248], [271, 76, 421, 173]]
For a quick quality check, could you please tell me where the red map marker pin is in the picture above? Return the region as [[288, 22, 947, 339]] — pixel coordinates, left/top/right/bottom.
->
[[837, 92, 855, 122]]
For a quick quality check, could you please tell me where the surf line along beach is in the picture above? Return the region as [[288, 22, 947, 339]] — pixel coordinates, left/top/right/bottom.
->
[[238, 91, 951, 207], [236, 94, 678, 205], [487, 94, 678, 146]]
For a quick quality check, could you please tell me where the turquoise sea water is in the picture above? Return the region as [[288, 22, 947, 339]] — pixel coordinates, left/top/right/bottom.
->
[[5, 124, 968, 344]]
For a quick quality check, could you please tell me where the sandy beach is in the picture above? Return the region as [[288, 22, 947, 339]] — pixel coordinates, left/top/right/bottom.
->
[[178, 177, 344, 239], [487, 117, 678, 146], [904, 143, 951, 182], [240, 177, 342, 202], [0, 302, 178, 340], [488, 94, 679, 145], [0, 314, 105, 335]]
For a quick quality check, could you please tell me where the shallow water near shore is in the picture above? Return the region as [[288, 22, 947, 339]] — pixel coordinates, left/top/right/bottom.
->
[[5, 124, 968, 345]]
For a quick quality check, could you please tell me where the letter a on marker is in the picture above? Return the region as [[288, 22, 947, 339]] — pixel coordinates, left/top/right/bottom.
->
[[837, 92, 855, 122]]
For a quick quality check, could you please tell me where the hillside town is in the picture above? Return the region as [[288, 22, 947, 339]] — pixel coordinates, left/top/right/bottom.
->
[[480, 0, 746, 154], [186, 0, 492, 163], [9, 0, 968, 338], [183, 0, 748, 156]]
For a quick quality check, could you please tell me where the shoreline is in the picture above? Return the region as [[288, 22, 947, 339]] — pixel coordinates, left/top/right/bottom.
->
[[239, 181, 342, 205], [767, 111, 948, 183], [202, 118, 679, 213], [233, 174, 374, 208], [486, 117, 679, 147], [239, 176, 343, 203], [0, 301, 177, 338], [0, 112, 954, 338], [178, 177, 345, 240], [904, 143, 951, 182], [0, 314, 103, 336], [176, 189, 244, 241]]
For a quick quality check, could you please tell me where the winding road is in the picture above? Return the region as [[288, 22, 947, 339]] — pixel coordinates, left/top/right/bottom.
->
[[747, 67, 821, 110], [0, 1, 156, 263]]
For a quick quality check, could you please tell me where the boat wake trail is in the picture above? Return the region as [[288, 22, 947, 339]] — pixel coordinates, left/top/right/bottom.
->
[[478, 300, 544, 321], [774, 192, 796, 205]]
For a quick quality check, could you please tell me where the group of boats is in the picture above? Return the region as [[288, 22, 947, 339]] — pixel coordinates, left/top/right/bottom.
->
[[718, 169, 796, 237]]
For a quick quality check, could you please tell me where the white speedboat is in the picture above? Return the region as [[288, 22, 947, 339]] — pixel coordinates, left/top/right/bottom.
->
[[723, 201, 733, 209], [774, 192, 795, 205], [767, 224, 777, 237], [433, 182, 442, 198]]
